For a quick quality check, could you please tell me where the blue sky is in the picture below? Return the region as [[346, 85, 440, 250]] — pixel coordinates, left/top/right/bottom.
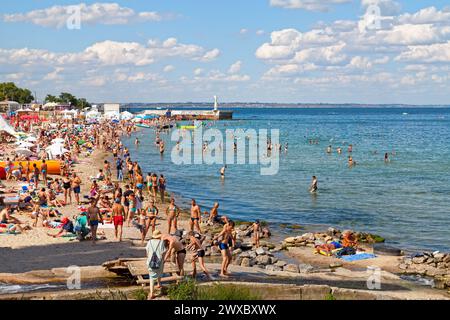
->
[[0, 0, 449, 104]]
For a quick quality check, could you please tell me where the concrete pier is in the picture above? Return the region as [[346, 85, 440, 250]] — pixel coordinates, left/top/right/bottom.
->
[[143, 109, 233, 120]]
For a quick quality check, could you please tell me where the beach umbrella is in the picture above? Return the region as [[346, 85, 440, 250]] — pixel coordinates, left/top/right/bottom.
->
[[25, 136, 37, 142], [85, 110, 100, 119], [46, 144, 69, 158], [104, 111, 121, 120], [120, 111, 134, 120], [14, 147, 33, 156], [52, 138, 65, 144], [17, 141, 35, 148]]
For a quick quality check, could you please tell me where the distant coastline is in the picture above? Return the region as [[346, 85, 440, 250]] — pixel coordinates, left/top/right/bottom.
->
[[116, 103, 450, 109]]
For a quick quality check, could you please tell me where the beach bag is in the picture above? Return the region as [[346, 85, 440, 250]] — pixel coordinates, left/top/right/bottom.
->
[[148, 240, 162, 269]]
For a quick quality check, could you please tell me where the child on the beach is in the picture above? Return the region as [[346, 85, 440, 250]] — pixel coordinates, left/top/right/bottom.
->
[[134, 209, 149, 245]]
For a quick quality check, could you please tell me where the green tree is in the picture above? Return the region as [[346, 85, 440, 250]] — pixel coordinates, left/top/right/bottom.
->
[[0, 82, 34, 104], [58, 92, 78, 106], [76, 98, 91, 109], [44, 93, 91, 109]]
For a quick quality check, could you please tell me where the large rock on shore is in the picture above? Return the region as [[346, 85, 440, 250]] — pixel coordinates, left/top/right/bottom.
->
[[256, 255, 271, 266], [283, 264, 299, 273]]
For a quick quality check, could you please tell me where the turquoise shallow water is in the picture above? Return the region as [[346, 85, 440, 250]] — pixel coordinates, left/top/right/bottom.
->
[[123, 107, 450, 252]]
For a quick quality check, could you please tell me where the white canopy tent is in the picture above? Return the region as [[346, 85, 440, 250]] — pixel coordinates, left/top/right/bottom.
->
[[104, 111, 121, 120], [16, 141, 35, 148], [0, 116, 17, 137], [52, 138, 65, 144], [120, 111, 134, 120], [46, 144, 69, 159], [85, 110, 101, 119], [25, 136, 37, 142], [14, 147, 33, 156]]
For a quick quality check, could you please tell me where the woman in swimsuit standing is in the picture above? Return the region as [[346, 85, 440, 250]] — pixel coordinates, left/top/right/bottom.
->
[[158, 175, 166, 204], [41, 160, 48, 186], [146, 172, 153, 196], [145, 200, 159, 234], [151, 174, 158, 201], [63, 176, 72, 205], [166, 198, 180, 234]]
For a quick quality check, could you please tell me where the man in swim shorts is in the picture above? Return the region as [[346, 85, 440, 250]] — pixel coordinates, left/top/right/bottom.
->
[[87, 199, 103, 244], [190, 199, 202, 233], [112, 198, 125, 241]]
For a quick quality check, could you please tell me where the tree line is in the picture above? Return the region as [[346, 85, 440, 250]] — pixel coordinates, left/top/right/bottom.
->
[[0, 82, 91, 109]]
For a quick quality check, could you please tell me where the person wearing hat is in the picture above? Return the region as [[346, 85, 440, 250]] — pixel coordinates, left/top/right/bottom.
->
[[74, 211, 89, 241], [146, 230, 167, 300]]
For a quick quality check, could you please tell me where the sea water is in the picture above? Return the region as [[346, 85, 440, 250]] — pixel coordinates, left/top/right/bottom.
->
[[123, 107, 450, 252]]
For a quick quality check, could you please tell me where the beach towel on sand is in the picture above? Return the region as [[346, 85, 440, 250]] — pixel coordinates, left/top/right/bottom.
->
[[340, 253, 377, 262]]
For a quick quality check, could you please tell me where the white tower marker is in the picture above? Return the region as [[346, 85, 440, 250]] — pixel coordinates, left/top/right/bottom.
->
[[214, 95, 218, 112]]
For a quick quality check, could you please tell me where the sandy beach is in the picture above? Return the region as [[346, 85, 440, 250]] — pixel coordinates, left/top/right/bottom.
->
[[1, 125, 449, 300]]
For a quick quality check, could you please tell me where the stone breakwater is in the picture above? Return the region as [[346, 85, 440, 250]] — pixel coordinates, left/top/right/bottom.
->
[[399, 252, 450, 289], [282, 227, 385, 249]]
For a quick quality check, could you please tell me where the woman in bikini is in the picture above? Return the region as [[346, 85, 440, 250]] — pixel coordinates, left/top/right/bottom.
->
[[146, 172, 153, 196], [151, 174, 158, 201], [145, 200, 159, 234], [166, 198, 180, 234], [158, 175, 166, 204]]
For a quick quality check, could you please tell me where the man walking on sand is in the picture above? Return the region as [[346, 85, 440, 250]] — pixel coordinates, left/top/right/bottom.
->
[[87, 199, 103, 244], [72, 173, 82, 205], [112, 198, 125, 241]]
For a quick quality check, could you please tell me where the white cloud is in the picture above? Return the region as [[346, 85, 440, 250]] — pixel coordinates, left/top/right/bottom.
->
[[396, 41, 450, 63], [163, 65, 175, 73], [256, 30, 265, 36], [0, 38, 219, 68], [194, 68, 204, 76], [228, 61, 242, 74], [2, 3, 164, 28], [379, 24, 444, 45], [398, 6, 450, 25], [199, 48, 221, 62], [270, 0, 351, 12], [43, 67, 64, 81], [349, 56, 372, 69], [240, 28, 248, 34]]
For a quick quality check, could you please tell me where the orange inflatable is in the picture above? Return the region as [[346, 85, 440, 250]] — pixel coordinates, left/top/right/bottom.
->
[[0, 160, 62, 179]]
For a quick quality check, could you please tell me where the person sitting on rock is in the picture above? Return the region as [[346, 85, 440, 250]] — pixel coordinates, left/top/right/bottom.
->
[[342, 230, 358, 248]]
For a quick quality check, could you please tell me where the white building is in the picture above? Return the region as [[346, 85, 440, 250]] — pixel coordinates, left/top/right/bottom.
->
[[103, 103, 121, 114]]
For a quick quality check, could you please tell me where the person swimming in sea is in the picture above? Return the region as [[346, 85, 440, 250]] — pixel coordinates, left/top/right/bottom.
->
[[309, 176, 318, 193], [220, 165, 227, 178], [348, 156, 356, 167], [327, 145, 332, 154], [384, 152, 390, 163]]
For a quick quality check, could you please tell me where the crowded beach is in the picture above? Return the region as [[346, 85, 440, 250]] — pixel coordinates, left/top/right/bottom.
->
[[1, 106, 450, 300]]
